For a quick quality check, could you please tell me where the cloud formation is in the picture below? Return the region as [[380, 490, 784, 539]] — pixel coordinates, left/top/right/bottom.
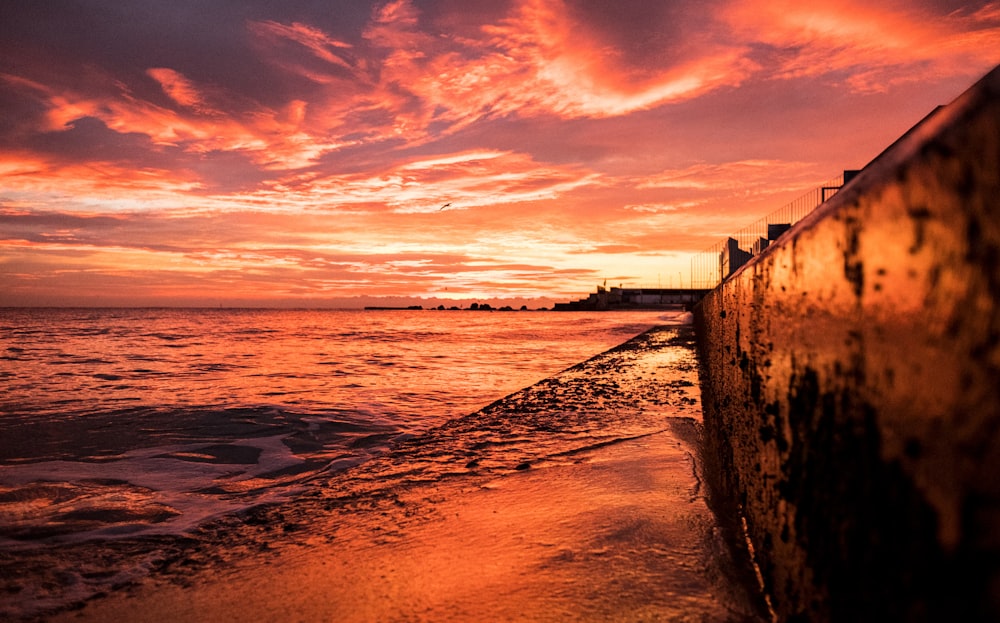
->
[[1, 0, 999, 305]]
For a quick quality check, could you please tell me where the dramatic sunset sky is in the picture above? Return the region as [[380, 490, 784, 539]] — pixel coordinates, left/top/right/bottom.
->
[[2, 1, 999, 306]]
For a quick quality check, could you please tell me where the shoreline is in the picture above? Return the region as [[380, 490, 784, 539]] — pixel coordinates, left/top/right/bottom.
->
[[32, 324, 763, 622]]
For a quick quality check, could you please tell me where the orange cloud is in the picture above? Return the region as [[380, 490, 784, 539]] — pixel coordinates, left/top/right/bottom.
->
[[0, 205, 598, 304], [724, 0, 1000, 90], [487, 0, 756, 116], [363, 0, 755, 126], [248, 20, 356, 70], [241, 149, 600, 215], [3, 1, 999, 305], [17, 64, 358, 174], [146, 68, 215, 113], [637, 159, 825, 193], [0, 153, 204, 207]]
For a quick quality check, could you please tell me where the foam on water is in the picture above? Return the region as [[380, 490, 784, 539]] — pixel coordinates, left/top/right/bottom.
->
[[0, 402, 427, 549], [1, 433, 303, 545], [0, 309, 689, 620], [1, 310, 673, 542]]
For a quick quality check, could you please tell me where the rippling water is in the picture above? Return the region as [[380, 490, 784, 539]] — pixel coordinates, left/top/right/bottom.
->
[[0, 308, 667, 548]]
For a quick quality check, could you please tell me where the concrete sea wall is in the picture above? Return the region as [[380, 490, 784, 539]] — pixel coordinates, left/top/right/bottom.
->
[[694, 66, 1000, 622]]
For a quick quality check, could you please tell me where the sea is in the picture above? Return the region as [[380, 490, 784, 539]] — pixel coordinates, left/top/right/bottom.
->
[[0, 307, 682, 618], [0, 308, 671, 540]]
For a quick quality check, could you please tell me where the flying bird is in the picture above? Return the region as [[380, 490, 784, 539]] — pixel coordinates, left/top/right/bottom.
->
[[439, 202, 451, 210]]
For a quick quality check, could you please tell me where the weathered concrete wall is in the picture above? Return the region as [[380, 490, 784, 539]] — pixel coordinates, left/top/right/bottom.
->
[[694, 65, 1000, 622]]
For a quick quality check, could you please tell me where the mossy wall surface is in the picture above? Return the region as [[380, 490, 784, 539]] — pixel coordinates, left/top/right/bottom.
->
[[694, 66, 1000, 622]]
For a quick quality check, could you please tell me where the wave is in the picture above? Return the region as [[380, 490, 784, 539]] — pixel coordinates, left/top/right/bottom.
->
[[0, 310, 690, 620]]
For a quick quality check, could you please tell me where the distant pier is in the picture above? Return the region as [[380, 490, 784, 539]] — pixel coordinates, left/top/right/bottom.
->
[[554, 286, 710, 311], [363, 305, 425, 310]]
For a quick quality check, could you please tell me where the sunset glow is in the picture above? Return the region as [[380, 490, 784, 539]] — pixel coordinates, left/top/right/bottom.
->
[[2, 0, 999, 306]]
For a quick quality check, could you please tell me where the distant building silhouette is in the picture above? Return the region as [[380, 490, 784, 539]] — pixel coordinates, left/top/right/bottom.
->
[[752, 237, 769, 256], [720, 237, 753, 280], [767, 223, 792, 240], [719, 223, 798, 280]]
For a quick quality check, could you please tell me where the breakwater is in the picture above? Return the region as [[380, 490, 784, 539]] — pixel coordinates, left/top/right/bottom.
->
[[694, 65, 1000, 621]]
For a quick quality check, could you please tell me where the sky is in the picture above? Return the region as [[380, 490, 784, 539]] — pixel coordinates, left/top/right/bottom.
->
[[2, 1, 999, 307]]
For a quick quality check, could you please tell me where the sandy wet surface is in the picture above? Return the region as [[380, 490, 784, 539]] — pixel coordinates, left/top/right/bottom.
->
[[45, 324, 766, 622]]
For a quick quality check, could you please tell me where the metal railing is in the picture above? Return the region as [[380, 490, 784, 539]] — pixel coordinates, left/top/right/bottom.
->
[[689, 173, 847, 289]]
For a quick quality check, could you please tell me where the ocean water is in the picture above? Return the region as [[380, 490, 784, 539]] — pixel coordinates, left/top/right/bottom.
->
[[0, 307, 754, 622], [0, 308, 668, 550]]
